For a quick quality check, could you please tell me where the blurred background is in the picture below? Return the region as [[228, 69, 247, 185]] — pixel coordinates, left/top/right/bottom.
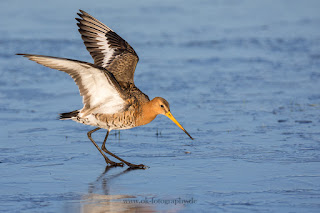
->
[[1, 0, 320, 212]]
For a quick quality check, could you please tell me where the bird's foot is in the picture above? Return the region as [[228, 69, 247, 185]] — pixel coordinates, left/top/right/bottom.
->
[[127, 163, 149, 170], [112, 162, 124, 167], [105, 159, 124, 167]]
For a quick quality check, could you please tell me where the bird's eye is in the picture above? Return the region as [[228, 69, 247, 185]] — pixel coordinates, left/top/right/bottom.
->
[[160, 105, 164, 108]]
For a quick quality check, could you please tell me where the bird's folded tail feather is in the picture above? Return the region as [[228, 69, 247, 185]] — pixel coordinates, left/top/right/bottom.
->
[[59, 110, 80, 120]]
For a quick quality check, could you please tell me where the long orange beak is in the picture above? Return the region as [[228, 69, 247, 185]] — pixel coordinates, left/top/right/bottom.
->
[[165, 112, 194, 140]]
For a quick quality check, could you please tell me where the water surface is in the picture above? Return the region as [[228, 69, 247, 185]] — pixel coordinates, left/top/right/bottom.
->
[[1, 0, 320, 212]]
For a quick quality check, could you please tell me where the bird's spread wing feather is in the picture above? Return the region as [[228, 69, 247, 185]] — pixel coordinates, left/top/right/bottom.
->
[[77, 10, 139, 84], [18, 54, 126, 116]]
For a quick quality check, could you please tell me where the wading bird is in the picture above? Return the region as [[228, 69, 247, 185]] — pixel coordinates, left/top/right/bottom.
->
[[17, 10, 193, 169]]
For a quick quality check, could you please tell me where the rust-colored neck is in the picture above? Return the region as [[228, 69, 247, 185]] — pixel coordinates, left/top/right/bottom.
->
[[135, 100, 158, 127]]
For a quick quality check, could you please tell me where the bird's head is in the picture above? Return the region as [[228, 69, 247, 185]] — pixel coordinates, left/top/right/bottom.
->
[[152, 97, 193, 140]]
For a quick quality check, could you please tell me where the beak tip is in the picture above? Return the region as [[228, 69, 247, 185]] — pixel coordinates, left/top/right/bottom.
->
[[185, 132, 194, 140], [165, 112, 194, 140]]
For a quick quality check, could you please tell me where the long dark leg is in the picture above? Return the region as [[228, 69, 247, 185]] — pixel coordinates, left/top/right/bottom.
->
[[87, 128, 123, 167], [102, 130, 147, 169]]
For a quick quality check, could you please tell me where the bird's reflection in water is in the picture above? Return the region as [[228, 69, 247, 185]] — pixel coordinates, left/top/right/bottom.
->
[[80, 166, 155, 213]]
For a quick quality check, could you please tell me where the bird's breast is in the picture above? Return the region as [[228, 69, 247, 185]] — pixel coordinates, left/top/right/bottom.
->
[[134, 103, 158, 127]]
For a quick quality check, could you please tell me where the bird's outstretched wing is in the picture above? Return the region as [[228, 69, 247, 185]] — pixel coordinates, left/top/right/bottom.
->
[[17, 54, 126, 116], [76, 10, 139, 84]]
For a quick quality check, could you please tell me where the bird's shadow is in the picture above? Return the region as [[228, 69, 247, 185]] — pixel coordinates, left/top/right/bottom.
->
[[79, 166, 155, 213], [88, 165, 137, 195]]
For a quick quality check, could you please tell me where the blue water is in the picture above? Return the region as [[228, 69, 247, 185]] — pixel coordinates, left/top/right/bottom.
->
[[1, 0, 320, 212]]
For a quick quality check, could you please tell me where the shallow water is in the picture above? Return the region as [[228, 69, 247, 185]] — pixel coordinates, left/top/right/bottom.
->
[[1, 0, 320, 212]]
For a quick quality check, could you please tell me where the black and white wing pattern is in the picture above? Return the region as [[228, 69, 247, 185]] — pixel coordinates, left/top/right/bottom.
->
[[17, 54, 127, 116], [76, 10, 139, 84]]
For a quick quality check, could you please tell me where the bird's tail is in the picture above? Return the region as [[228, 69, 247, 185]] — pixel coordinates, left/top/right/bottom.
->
[[59, 110, 80, 120]]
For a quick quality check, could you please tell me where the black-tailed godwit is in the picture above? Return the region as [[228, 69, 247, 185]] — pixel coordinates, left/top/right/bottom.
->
[[17, 10, 193, 169]]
